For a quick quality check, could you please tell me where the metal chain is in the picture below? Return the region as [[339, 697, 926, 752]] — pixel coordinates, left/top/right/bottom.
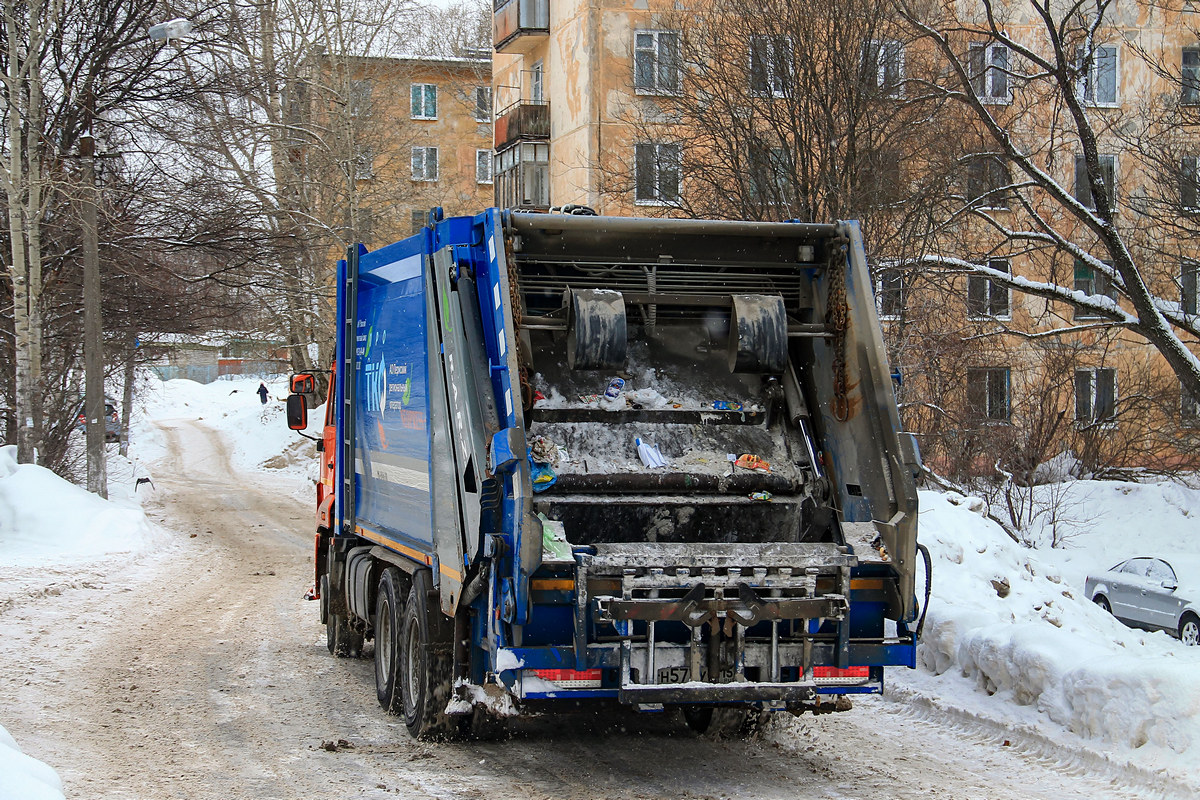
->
[[827, 236, 850, 422], [503, 233, 533, 411]]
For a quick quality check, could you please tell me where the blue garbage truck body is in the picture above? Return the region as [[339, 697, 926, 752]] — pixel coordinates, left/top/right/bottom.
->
[[291, 208, 923, 739]]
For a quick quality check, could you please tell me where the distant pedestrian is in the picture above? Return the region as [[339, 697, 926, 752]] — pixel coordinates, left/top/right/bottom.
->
[[257, 382, 269, 405]]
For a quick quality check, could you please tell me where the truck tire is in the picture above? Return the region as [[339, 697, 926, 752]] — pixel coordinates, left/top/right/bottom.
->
[[375, 568, 406, 713], [398, 570, 456, 740], [325, 571, 364, 658]]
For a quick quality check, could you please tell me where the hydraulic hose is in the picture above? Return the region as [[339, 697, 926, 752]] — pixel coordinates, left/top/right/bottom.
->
[[915, 542, 933, 640]]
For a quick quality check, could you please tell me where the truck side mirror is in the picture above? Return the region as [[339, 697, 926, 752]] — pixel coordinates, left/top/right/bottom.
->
[[286, 393, 308, 430], [290, 373, 316, 395]]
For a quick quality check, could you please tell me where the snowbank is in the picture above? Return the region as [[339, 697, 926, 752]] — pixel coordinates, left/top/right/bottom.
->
[[133, 375, 320, 479], [0, 723, 64, 800], [0, 445, 154, 568], [915, 482, 1200, 782]]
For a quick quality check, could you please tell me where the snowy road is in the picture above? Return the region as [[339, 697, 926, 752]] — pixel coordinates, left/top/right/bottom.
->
[[0, 420, 1191, 799]]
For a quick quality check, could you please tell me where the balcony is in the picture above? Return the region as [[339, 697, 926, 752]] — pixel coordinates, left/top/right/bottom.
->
[[494, 0, 549, 54], [494, 100, 549, 150]]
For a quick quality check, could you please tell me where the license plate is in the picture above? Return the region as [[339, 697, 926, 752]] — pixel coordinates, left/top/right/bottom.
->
[[656, 666, 735, 684]]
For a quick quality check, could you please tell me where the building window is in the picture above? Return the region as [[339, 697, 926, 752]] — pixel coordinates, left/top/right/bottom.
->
[[411, 83, 437, 119], [495, 142, 550, 208], [353, 147, 375, 180], [855, 150, 901, 205], [476, 149, 494, 184], [748, 144, 794, 203], [750, 35, 792, 97], [1183, 260, 1199, 315], [1074, 259, 1117, 319], [876, 267, 904, 319], [1182, 382, 1200, 423], [348, 79, 373, 117], [862, 39, 904, 97], [530, 60, 544, 103], [969, 42, 1010, 103], [967, 156, 1010, 208], [411, 210, 426, 235], [411, 146, 438, 181], [1184, 48, 1200, 104], [635, 142, 682, 204], [1181, 157, 1200, 210], [635, 30, 681, 95], [1076, 45, 1117, 105], [1074, 153, 1116, 211], [1075, 367, 1116, 423], [967, 367, 1011, 421], [474, 86, 492, 122], [968, 259, 1011, 318]]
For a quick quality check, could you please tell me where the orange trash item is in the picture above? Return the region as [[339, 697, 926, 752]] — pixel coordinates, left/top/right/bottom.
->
[[734, 454, 771, 472]]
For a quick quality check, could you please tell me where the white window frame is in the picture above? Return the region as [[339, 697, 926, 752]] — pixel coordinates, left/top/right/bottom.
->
[[1181, 156, 1200, 211], [634, 142, 682, 205], [966, 155, 1011, 210], [863, 39, 905, 97], [1184, 47, 1200, 105], [968, 367, 1011, 422], [348, 79, 373, 117], [476, 149, 494, 184], [353, 146, 375, 181], [1074, 258, 1117, 320], [749, 35, 793, 98], [1076, 44, 1118, 107], [1074, 153, 1117, 211], [411, 146, 439, 182], [411, 83, 437, 120], [1183, 260, 1199, 316], [876, 267, 905, 320], [634, 29, 681, 96], [1075, 367, 1118, 426], [1182, 381, 1200, 424], [967, 259, 1011, 320], [530, 60, 544, 103], [474, 86, 492, 122], [970, 42, 1011, 104]]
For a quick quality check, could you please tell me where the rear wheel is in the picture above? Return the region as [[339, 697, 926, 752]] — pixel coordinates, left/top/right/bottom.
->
[[375, 569, 406, 713], [1093, 595, 1112, 615], [325, 570, 363, 658], [398, 570, 457, 739], [1180, 614, 1200, 646]]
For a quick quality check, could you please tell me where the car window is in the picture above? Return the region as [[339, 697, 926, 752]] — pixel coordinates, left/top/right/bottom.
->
[[1121, 558, 1150, 576], [1146, 559, 1176, 583]]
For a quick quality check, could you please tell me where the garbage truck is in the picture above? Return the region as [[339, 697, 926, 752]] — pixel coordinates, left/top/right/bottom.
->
[[287, 208, 926, 739]]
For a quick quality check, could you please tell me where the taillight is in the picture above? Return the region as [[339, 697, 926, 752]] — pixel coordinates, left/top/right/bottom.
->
[[527, 668, 602, 688], [812, 666, 871, 683]]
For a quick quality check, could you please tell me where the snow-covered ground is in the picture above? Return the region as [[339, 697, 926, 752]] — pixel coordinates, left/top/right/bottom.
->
[[2, 373, 1200, 795]]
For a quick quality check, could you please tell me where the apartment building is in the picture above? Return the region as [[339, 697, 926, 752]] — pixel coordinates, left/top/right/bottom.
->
[[314, 53, 496, 246], [490, 0, 1200, 472]]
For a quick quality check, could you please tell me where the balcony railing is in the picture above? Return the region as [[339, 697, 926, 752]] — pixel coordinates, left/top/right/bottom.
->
[[494, 100, 550, 150], [494, 0, 549, 53]]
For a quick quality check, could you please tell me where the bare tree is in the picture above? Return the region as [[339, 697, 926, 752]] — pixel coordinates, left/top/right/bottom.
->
[[894, 0, 1200, 403]]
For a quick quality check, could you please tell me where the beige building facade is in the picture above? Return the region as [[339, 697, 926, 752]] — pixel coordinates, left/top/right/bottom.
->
[[488, 0, 1200, 472]]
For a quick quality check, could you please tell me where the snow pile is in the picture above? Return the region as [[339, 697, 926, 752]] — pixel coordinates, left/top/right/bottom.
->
[[915, 481, 1200, 780], [133, 375, 320, 477], [0, 723, 64, 800], [0, 445, 155, 568]]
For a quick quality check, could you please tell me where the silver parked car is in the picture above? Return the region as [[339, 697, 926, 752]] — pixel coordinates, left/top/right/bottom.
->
[[1086, 557, 1200, 646]]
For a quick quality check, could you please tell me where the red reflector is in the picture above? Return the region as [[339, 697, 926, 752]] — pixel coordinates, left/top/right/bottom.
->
[[812, 666, 870, 678], [531, 669, 602, 682]]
